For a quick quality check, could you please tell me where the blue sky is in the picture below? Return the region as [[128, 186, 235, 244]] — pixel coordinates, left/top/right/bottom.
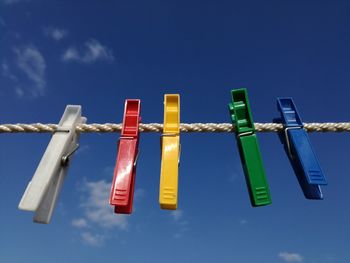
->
[[1, 0, 350, 262]]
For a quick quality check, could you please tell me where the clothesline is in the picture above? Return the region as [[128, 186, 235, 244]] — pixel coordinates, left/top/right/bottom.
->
[[1, 122, 350, 133], [13, 97, 341, 223]]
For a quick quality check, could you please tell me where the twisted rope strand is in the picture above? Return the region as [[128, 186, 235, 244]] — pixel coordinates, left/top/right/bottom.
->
[[1, 122, 350, 133]]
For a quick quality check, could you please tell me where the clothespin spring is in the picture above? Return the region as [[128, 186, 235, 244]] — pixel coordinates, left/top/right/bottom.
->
[[61, 144, 80, 167], [237, 131, 254, 137]]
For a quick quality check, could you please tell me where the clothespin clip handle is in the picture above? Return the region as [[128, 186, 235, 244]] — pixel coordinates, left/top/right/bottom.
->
[[19, 105, 85, 223], [110, 99, 141, 214], [277, 98, 326, 199], [229, 89, 271, 206], [159, 94, 180, 210]]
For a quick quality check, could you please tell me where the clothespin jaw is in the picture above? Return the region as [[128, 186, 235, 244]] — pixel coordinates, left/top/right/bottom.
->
[[277, 98, 327, 199], [228, 89, 272, 207], [159, 94, 180, 210], [110, 99, 141, 214], [18, 105, 86, 224]]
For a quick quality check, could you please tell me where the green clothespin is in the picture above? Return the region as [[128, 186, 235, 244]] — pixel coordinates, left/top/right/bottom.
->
[[228, 88, 272, 206]]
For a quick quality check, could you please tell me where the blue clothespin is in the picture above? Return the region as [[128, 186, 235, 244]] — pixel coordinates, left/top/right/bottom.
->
[[276, 98, 327, 199]]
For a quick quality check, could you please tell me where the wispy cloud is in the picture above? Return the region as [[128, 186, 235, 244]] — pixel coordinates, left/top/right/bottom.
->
[[62, 39, 114, 64], [71, 218, 88, 228], [14, 45, 46, 96], [169, 210, 189, 239], [279, 252, 304, 262], [80, 232, 105, 247], [134, 188, 146, 201], [72, 176, 146, 246], [0, 17, 5, 26], [14, 87, 24, 97], [2, 60, 26, 97], [1, 60, 18, 81], [72, 179, 140, 246], [228, 173, 238, 183], [44, 27, 68, 41], [170, 210, 183, 222], [79, 179, 128, 230], [239, 219, 248, 225]]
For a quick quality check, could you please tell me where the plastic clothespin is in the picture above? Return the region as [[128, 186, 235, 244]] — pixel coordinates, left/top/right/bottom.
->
[[276, 98, 327, 199], [18, 105, 86, 224], [159, 94, 180, 210], [228, 89, 272, 206], [109, 99, 141, 214]]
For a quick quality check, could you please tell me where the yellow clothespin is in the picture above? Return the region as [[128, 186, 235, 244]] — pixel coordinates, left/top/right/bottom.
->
[[159, 94, 180, 210]]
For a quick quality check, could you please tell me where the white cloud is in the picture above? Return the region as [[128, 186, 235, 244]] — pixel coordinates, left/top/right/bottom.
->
[[15, 87, 24, 97], [14, 46, 46, 96], [81, 232, 104, 247], [170, 210, 183, 222], [169, 210, 189, 239], [134, 188, 145, 200], [1, 61, 9, 73], [2, 60, 26, 98], [279, 252, 304, 262], [62, 39, 114, 63], [44, 27, 68, 41], [71, 218, 88, 228], [1, 61, 17, 81], [80, 180, 128, 230], [228, 173, 237, 183], [62, 47, 79, 61], [239, 219, 248, 225], [173, 233, 183, 239], [73, 179, 146, 246]]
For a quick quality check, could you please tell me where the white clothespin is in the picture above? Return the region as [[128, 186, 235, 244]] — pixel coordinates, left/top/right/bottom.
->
[[19, 105, 86, 224]]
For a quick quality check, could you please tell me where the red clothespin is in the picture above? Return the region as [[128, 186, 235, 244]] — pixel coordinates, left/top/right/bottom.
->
[[109, 99, 141, 214]]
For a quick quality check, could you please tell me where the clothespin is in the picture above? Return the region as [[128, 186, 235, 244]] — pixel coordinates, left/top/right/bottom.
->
[[109, 99, 141, 214], [276, 98, 327, 199], [228, 89, 272, 206], [18, 105, 86, 224], [159, 94, 180, 210]]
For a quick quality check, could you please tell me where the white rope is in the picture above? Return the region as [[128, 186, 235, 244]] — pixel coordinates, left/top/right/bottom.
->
[[1, 122, 350, 133]]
